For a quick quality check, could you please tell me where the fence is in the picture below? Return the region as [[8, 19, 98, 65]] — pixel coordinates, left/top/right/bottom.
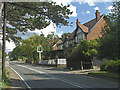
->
[[39, 59, 66, 65], [57, 59, 66, 64]]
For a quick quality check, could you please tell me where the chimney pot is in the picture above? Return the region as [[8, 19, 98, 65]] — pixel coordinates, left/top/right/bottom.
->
[[77, 19, 81, 24], [95, 10, 100, 21]]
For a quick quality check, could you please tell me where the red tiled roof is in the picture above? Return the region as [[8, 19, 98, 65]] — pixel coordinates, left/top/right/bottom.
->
[[49, 41, 54, 45], [66, 14, 105, 41], [78, 23, 89, 33]]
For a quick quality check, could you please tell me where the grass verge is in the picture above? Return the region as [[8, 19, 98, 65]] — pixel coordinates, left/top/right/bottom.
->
[[2, 71, 10, 88], [87, 71, 120, 82]]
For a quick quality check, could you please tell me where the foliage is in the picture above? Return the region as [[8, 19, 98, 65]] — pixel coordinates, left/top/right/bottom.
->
[[61, 33, 71, 41], [67, 39, 99, 69], [0, 51, 1, 57], [89, 71, 120, 80], [2, 71, 10, 88], [68, 39, 99, 62], [100, 59, 120, 73], [5, 2, 73, 43], [98, 2, 120, 60], [0, 43, 2, 59], [49, 50, 65, 59], [10, 34, 60, 63]]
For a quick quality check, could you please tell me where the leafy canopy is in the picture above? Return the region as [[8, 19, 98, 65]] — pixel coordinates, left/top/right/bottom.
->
[[98, 1, 120, 60], [6, 2, 73, 42]]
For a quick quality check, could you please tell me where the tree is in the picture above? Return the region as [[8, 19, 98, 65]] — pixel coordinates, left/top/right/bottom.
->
[[98, 2, 120, 60], [67, 39, 99, 69], [10, 33, 60, 63], [5, 2, 72, 43], [61, 33, 71, 41]]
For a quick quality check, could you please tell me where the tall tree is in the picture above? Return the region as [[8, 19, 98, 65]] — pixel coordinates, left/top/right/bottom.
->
[[98, 2, 120, 60], [5, 2, 72, 43]]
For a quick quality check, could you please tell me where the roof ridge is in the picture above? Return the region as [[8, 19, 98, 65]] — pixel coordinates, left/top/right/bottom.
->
[[88, 14, 105, 33], [83, 14, 104, 25]]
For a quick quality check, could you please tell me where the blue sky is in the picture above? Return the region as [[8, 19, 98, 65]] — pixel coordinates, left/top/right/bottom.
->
[[56, 1, 114, 36]]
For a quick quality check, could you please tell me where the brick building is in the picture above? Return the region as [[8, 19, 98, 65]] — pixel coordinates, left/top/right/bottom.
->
[[64, 10, 107, 48]]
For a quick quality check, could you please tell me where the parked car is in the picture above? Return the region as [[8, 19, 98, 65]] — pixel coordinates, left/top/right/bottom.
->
[[10, 58, 14, 61]]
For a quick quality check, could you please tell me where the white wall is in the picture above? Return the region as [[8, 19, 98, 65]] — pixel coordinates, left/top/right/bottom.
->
[[39, 59, 66, 65]]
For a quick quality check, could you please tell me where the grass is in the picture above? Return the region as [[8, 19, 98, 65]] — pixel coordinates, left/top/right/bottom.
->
[[0, 60, 2, 89], [0, 59, 10, 89], [88, 71, 120, 82], [2, 71, 10, 88]]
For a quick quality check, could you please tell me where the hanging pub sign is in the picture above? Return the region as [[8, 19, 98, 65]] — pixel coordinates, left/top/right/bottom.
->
[[37, 44, 42, 52]]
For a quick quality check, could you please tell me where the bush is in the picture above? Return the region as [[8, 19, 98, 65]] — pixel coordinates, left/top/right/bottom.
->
[[100, 59, 120, 73], [100, 61, 108, 71], [2, 71, 10, 88]]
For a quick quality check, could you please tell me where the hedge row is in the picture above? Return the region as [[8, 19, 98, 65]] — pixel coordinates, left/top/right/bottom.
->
[[100, 60, 120, 73]]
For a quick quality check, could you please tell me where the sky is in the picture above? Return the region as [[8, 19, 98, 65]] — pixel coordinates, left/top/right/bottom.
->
[[5, 0, 119, 53]]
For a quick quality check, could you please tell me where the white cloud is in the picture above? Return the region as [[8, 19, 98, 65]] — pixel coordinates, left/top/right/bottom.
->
[[36, 22, 56, 37], [16, 22, 56, 39], [86, 10, 91, 14], [6, 41, 16, 53], [52, 0, 117, 7], [57, 31, 64, 38], [94, 7, 99, 10], [106, 5, 113, 10], [82, 11, 91, 15], [106, 5, 115, 13], [68, 5, 78, 17]]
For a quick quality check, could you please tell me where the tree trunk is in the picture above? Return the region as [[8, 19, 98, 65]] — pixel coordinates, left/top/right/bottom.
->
[[2, 2, 7, 80]]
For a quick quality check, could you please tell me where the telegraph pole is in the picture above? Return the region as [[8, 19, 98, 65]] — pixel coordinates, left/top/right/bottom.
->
[[2, 2, 7, 79]]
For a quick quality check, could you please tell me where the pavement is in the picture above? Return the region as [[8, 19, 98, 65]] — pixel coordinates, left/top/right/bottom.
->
[[7, 67, 28, 90], [52, 66, 100, 74], [7, 61, 100, 89]]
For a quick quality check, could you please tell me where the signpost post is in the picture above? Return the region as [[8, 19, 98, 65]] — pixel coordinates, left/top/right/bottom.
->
[[37, 45, 42, 60]]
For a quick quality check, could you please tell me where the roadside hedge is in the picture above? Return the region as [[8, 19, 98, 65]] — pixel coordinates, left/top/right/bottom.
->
[[100, 60, 120, 73]]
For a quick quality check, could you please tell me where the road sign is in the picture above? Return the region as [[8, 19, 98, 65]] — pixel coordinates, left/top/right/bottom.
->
[[37, 45, 42, 52], [37, 45, 42, 60]]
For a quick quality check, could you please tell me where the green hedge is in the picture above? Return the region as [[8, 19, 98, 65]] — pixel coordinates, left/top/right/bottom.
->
[[100, 60, 120, 73]]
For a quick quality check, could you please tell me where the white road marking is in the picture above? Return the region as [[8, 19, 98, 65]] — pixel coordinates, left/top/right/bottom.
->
[[10, 67, 31, 90], [17, 64, 89, 89]]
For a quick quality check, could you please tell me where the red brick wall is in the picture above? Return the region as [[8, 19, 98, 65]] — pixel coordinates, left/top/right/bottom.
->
[[87, 17, 106, 40]]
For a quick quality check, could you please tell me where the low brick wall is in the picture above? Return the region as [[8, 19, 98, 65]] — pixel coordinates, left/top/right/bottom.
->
[[57, 64, 66, 68]]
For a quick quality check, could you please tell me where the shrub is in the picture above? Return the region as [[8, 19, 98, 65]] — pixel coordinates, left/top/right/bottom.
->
[[100, 61, 108, 71], [100, 59, 120, 73]]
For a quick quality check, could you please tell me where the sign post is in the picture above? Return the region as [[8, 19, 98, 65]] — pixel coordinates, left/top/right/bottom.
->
[[37, 45, 42, 60]]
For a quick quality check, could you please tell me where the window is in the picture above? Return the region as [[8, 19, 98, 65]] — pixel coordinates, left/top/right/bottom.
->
[[66, 41, 68, 47], [81, 32, 83, 39], [75, 37, 77, 43]]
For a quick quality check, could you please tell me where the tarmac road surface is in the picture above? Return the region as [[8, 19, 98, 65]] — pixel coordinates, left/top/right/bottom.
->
[[9, 61, 119, 89]]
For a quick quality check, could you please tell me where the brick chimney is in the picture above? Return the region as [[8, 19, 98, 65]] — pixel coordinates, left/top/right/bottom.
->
[[76, 19, 81, 26], [95, 10, 100, 21]]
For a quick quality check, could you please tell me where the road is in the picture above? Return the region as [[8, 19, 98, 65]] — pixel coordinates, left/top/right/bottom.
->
[[9, 61, 119, 89]]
